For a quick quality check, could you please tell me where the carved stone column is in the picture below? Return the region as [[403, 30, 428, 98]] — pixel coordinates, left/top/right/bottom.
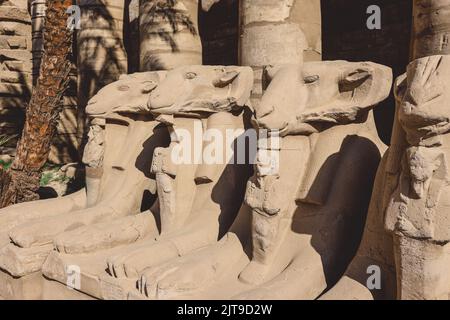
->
[[387, 0, 450, 300], [139, 0, 202, 71], [239, 0, 321, 102], [411, 0, 450, 60]]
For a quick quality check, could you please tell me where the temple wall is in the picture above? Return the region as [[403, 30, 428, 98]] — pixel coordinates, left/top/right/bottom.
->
[[0, 0, 32, 156], [0, 0, 79, 163]]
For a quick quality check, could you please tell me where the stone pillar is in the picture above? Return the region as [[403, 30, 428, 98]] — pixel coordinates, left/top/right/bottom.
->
[[76, 0, 127, 148], [387, 0, 450, 300], [239, 0, 321, 102], [0, 0, 32, 156], [139, 0, 202, 71], [411, 0, 450, 60]]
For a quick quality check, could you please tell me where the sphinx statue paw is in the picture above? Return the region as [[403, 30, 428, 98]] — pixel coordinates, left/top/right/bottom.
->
[[9, 214, 86, 248], [106, 241, 153, 278], [133, 245, 229, 298], [54, 214, 157, 254], [138, 263, 181, 298], [107, 239, 180, 278], [159, 260, 220, 298]]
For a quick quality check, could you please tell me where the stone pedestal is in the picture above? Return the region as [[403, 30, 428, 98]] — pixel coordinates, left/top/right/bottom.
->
[[0, 270, 43, 300]]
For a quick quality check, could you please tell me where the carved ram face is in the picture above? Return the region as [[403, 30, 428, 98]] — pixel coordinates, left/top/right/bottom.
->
[[147, 65, 253, 117], [85, 71, 167, 118], [255, 61, 392, 136]]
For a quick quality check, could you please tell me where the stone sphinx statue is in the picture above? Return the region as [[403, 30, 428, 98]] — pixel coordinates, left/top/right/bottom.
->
[[0, 71, 170, 299], [81, 71, 168, 208], [125, 60, 393, 300], [322, 55, 450, 301], [39, 65, 254, 299]]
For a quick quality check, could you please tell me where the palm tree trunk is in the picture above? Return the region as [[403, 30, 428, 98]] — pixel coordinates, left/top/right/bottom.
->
[[0, 0, 73, 208]]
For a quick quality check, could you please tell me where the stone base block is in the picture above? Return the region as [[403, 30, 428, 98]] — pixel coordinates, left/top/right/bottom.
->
[[0, 270, 43, 299], [41, 279, 96, 300]]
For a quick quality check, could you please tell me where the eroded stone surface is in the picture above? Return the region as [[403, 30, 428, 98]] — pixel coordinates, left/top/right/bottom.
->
[[323, 55, 450, 301], [1, 0, 448, 301], [385, 55, 450, 299], [115, 60, 392, 300], [0, 71, 170, 286], [52, 66, 252, 297]]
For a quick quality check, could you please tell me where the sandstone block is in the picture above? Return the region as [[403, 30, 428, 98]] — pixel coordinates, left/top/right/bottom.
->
[[0, 21, 30, 36], [0, 83, 31, 96], [241, 23, 306, 66], [0, 70, 31, 84], [0, 35, 28, 49], [57, 107, 78, 135], [0, 6, 30, 22], [242, 0, 295, 25]]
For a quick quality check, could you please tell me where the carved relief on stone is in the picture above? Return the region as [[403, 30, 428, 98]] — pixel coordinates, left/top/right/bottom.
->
[[323, 55, 450, 301], [386, 55, 450, 243], [412, 0, 450, 60], [240, 0, 321, 65], [239, 0, 321, 105], [81, 71, 167, 169], [384, 55, 450, 300], [82, 118, 106, 169], [151, 145, 178, 234]]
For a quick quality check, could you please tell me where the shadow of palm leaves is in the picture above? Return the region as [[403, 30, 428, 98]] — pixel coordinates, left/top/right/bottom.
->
[[140, 0, 197, 53], [76, 1, 128, 151]]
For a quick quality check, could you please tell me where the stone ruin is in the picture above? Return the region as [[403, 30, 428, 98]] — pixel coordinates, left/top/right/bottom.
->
[[0, 0, 448, 300]]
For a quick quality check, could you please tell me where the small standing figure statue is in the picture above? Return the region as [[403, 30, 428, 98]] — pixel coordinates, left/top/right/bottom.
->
[[385, 55, 450, 300]]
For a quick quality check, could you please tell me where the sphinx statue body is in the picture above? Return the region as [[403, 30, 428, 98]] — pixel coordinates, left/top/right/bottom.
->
[[0, 71, 170, 299], [386, 55, 450, 300], [37, 65, 255, 299], [128, 60, 392, 300]]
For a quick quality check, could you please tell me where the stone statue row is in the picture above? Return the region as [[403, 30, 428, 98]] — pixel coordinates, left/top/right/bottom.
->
[[0, 56, 448, 300]]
